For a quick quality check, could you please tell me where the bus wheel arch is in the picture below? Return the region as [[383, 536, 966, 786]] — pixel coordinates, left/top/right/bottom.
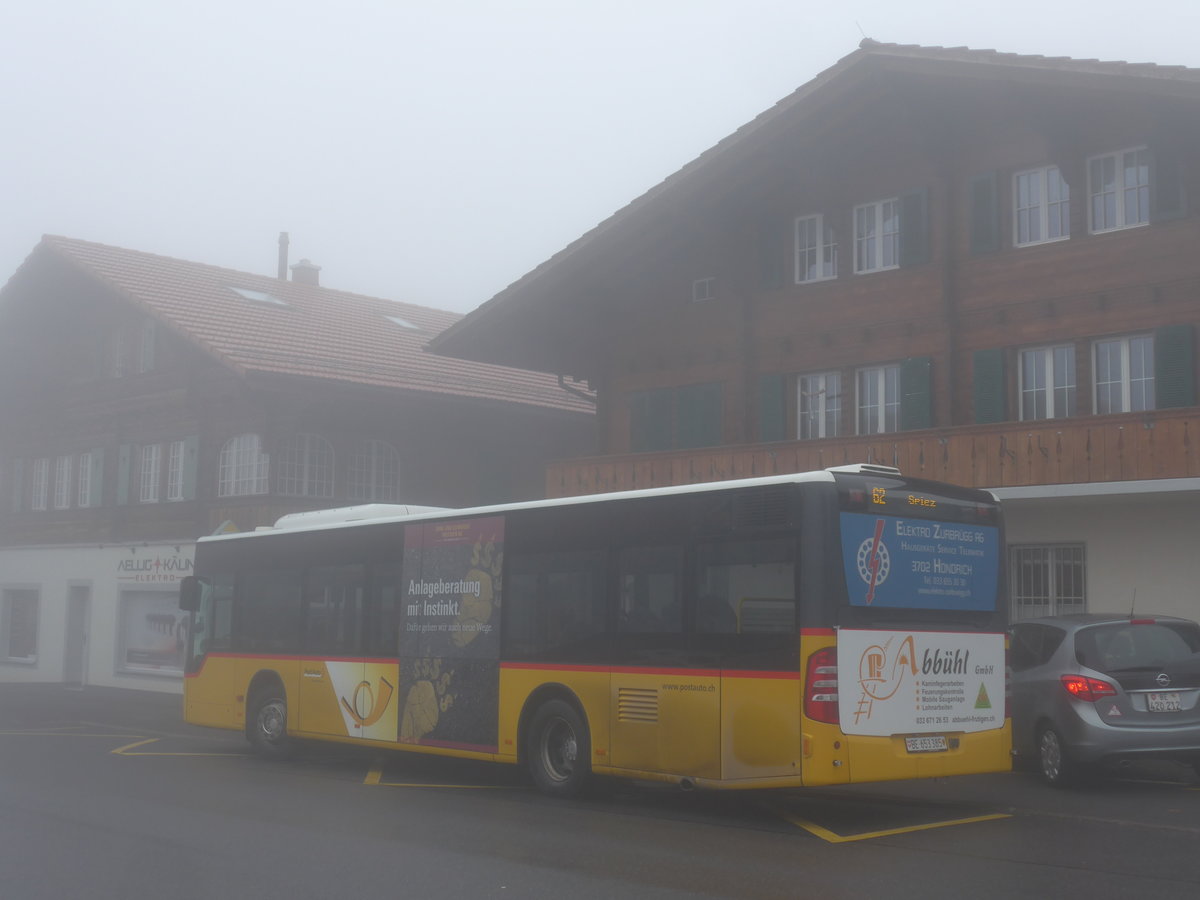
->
[[246, 670, 292, 758], [519, 686, 593, 798]]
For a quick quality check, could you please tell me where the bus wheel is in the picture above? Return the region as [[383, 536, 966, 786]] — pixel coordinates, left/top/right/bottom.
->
[[527, 699, 591, 798], [248, 690, 292, 758]]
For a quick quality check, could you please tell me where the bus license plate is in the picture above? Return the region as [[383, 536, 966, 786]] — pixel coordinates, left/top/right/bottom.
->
[[1147, 692, 1181, 712], [905, 736, 948, 753]]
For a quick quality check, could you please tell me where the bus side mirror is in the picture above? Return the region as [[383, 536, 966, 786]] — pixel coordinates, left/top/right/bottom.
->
[[179, 576, 201, 612]]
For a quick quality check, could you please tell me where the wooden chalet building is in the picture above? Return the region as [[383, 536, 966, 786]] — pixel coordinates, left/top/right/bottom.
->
[[431, 41, 1200, 622], [0, 236, 593, 690]]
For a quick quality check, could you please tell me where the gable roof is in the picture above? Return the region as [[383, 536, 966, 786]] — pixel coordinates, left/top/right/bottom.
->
[[5, 235, 593, 415], [429, 40, 1200, 370]]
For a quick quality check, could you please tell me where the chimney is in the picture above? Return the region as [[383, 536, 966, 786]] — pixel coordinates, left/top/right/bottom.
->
[[290, 258, 321, 286], [277, 232, 289, 280]]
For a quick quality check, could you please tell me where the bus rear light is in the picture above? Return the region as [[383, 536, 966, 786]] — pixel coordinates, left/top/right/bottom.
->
[[805, 647, 840, 725], [1060, 674, 1118, 702]]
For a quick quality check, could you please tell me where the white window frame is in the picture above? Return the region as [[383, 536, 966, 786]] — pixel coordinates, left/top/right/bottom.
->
[[794, 214, 837, 283], [1013, 166, 1070, 247], [856, 364, 900, 435], [77, 452, 92, 508], [1, 588, 39, 663], [139, 444, 161, 503], [30, 458, 49, 511], [797, 372, 841, 439], [853, 199, 900, 274], [691, 277, 716, 303], [1088, 147, 1150, 233], [1018, 345, 1076, 421], [218, 433, 269, 498], [1093, 334, 1155, 414], [1010, 544, 1086, 621], [53, 455, 72, 510], [166, 440, 185, 502], [276, 433, 334, 498], [348, 439, 402, 502]]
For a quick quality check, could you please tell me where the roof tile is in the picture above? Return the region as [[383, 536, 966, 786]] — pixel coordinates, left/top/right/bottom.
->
[[38, 236, 593, 414]]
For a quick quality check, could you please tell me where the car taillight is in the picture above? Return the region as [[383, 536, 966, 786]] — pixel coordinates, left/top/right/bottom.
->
[[1060, 674, 1118, 702], [805, 646, 839, 724]]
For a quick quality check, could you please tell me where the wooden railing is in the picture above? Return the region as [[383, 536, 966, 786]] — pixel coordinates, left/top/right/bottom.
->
[[545, 409, 1200, 498]]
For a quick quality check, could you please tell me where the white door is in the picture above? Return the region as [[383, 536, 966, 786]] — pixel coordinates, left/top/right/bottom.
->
[[64, 586, 90, 686]]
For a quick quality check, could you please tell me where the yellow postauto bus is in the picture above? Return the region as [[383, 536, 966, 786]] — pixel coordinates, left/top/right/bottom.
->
[[179, 464, 1010, 796]]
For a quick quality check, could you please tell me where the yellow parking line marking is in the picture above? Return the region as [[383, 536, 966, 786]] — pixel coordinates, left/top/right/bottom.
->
[[0, 728, 244, 757], [775, 809, 1011, 843], [0, 725, 90, 734], [110, 737, 245, 757], [363, 759, 516, 790]]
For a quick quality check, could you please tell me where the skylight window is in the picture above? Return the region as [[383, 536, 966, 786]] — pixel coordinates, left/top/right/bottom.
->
[[230, 287, 288, 306], [385, 315, 420, 330]]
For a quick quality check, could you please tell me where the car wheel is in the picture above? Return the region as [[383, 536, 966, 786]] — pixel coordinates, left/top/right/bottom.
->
[[1038, 725, 1076, 787], [248, 689, 292, 758], [527, 699, 592, 798]]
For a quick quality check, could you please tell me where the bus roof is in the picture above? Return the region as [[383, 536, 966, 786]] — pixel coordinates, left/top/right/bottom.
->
[[199, 469, 861, 544], [198, 464, 976, 545]]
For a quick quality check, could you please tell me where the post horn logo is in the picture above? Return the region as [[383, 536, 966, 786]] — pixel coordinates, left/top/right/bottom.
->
[[854, 634, 917, 723], [340, 677, 396, 728]]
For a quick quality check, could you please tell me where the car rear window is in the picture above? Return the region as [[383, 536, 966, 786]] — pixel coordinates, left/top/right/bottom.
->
[[1011, 623, 1066, 671], [1074, 621, 1200, 672]]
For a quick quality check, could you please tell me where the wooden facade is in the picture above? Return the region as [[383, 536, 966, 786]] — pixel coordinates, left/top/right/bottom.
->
[[0, 239, 594, 547], [547, 409, 1200, 498], [430, 43, 1200, 501]]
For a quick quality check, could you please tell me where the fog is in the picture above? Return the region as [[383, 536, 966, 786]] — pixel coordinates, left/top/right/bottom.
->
[[3, 0, 1197, 312]]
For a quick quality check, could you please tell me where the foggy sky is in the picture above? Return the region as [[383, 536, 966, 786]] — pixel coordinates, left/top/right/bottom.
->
[[3, 1, 1198, 314]]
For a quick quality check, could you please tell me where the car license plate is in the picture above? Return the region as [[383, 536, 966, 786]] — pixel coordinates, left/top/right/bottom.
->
[[1147, 692, 1181, 712], [905, 736, 948, 753]]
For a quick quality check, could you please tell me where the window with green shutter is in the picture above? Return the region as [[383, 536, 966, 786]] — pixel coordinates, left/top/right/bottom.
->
[[677, 383, 723, 449], [1151, 149, 1186, 222], [900, 356, 932, 430], [630, 389, 674, 453], [117, 444, 133, 505], [898, 188, 930, 268], [758, 220, 787, 290], [758, 374, 786, 442], [973, 349, 1007, 423], [1154, 325, 1195, 409], [969, 172, 999, 254]]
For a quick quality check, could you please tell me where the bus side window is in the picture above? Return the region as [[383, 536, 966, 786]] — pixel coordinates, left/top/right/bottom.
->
[[617, 546, 683, 634], [505, 550, 606, 660], [366, 564, 404, 657], [236, 571, 304, 654], [303, 565, 365, 657], [695, 539, 795, 635]]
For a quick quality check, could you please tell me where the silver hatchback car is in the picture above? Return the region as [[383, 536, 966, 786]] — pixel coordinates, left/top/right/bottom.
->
[[1010, 614, 1200, 785]]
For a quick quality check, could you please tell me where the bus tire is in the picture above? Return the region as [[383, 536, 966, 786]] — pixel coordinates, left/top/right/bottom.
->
[[248, 687, 292, 759], [527, 699, 592, 798]]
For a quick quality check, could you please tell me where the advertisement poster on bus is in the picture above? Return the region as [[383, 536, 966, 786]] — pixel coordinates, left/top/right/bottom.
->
[[838, 629, 1006, 736], [398, 516, 504, 752], [839, 512, 1000, 611]]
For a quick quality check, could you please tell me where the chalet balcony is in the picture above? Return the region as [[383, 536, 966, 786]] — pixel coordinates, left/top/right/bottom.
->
[[545, 409, 1200, 499]]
